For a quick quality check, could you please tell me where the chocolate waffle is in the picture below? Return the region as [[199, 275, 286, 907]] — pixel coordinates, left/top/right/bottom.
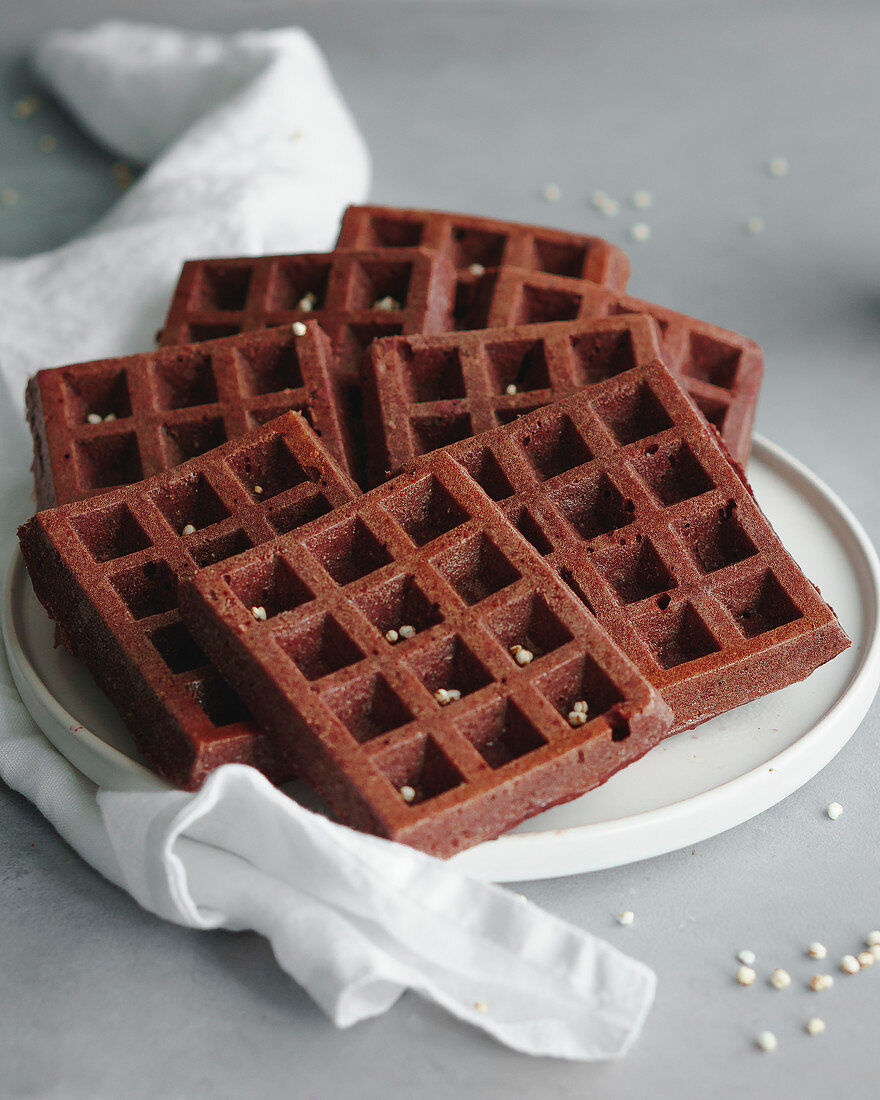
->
[[26, 322, 353, 509], [335, 204, 631, 289], [423, 360, 847, 730], [180, 453, 673, 856], [18, 413, 360, 788], [360, 314, 664, 485], [158, 247, 458, 383], [449, 266, 763, 465]]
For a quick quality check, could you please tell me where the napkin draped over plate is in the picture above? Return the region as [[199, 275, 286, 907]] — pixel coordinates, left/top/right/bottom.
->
[[0, 21, 655, 1059]]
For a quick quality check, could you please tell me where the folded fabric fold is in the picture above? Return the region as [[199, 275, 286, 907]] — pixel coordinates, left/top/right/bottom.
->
[[0, 20, 656, 1059]]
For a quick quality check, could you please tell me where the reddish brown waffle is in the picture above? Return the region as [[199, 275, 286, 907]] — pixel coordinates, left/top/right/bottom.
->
[[18, 414, 360, 789], [360, 314, 663, 485], [180, 453, 673, 856], [423, 360, 847, 731], [158, 247, 458, 382], [26, 323, 354, 510], [449, 266, 763, 465], [335, 204, 631, 290]]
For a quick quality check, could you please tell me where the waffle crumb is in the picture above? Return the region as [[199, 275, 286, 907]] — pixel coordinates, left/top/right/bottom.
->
[[181, 524, 196, 536], [769, 968, 791, 990], [826, 801, 844, 820], [505, 383, 518, 395], [292, 321, 307, 336], [38, 134, 57, 154], [807, 942, 827, 959], [296, 292, 317, 312], [768, 156, 790, 177], [630, 222, 652, 243], [469, 263, 485, 276], [841, 954, 860, 974], [373, 296, 401, 311], [1, 187, 19, 207], [400, 784, 416, 803], [86, 413, 102, 425], [736, 966, 756, 986], [510, 644, 534, 666], [632, 190, 653, 209], [809, 973, 833, 992], [806, 1017, 826, 1036], [473, 1000, 489, 1013], [756, 1031, 777, 1053], [737, 949, 756, 966], [745, 215, 765, 235], [384, 629, 399, 644], [858, 951, 874, 969], [251, 605, 267, 622], [11, 95, 40, 120], [398, 624, 415, 639], [541, 183, 561, 202], [617, 910, 635, 926]]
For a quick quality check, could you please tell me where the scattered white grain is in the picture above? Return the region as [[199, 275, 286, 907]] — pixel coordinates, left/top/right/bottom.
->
[[384, 629, 399, 644], [866, 931, 880, 947], [826, 801, 844, 820], [473, 1000, 489, 1013], [292, 321, 307, 336], [86, 413, 102, 425], [769, 968, 791, 990], [807, 942, 827, 959], [858, 951, 875, 969], [469, 263, 485, 276], [736, 966, 756, 987], [251, 605, 267, 622], [745, 216, 765, 235], [870, 944, 880, 962], [541, 183, 561, 203], [809, 973, 834, 992], [505, 383, 518, 395], [447, 688, 462, 701], [38, 134, 57, 154], [572, 700, 588, 713], [737, 949, 756, 966], [296, 292, 316, 312], [841, 954, 860, 975], [400, 784, 416, 803], [629, 222, 652, 243], [510, 644, 534, 666], [181, 524, 196, 536], [253, 485, 264, 495], [104, 413, 116, 423], [373, 296, 401, 311], [398, 625, 416, 639], [598, 197, 620, 218], [632, 190, 653, 209], [756, 1031, 777, 1052], [567, 710, 588, 727], [805, 1017, 826, 1036], [617, 910, 635, 926], [1, 187, 19, 207], [768, 156, 790, 177]]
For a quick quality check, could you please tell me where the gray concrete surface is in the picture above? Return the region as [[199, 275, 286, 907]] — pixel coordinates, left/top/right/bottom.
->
[[2, 2, 880, 1097]]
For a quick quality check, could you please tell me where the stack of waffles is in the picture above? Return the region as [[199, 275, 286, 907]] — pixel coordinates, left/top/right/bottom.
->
[[18, 206, 849, 857]]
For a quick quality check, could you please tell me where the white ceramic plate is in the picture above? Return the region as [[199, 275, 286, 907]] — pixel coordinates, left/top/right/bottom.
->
[[4, 437, 880, 881]]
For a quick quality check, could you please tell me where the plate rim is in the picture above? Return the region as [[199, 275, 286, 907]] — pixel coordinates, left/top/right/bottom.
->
[[4, 435, 880, 879]]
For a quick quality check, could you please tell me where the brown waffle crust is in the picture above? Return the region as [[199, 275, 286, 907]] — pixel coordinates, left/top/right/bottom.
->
[[26, 322, 353, 510], [18, 413, 360, 789], [448, 266, 763, 465], [180, 452, 673, 856], [408, 360, 845, 731], [360, 314, 663, 485], [158, 247, 459, 383], [335, 204, 631, 289]]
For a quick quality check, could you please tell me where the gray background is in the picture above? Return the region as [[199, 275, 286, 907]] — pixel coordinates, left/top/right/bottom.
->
[[2, 2, 880, 1097]]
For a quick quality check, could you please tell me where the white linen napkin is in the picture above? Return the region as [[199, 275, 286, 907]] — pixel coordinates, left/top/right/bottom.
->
[[0, 21, 656, 1059]]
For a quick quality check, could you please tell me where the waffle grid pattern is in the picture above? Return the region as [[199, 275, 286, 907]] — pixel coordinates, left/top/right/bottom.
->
[[27, 324, 352, 508], [158, 247, 457, 380], [335, 204, 630, 289], [19, 414, 360, 787], [360, 314, 663, 484], [181, 454, 671, 855], [435, 360, 846, 729]]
